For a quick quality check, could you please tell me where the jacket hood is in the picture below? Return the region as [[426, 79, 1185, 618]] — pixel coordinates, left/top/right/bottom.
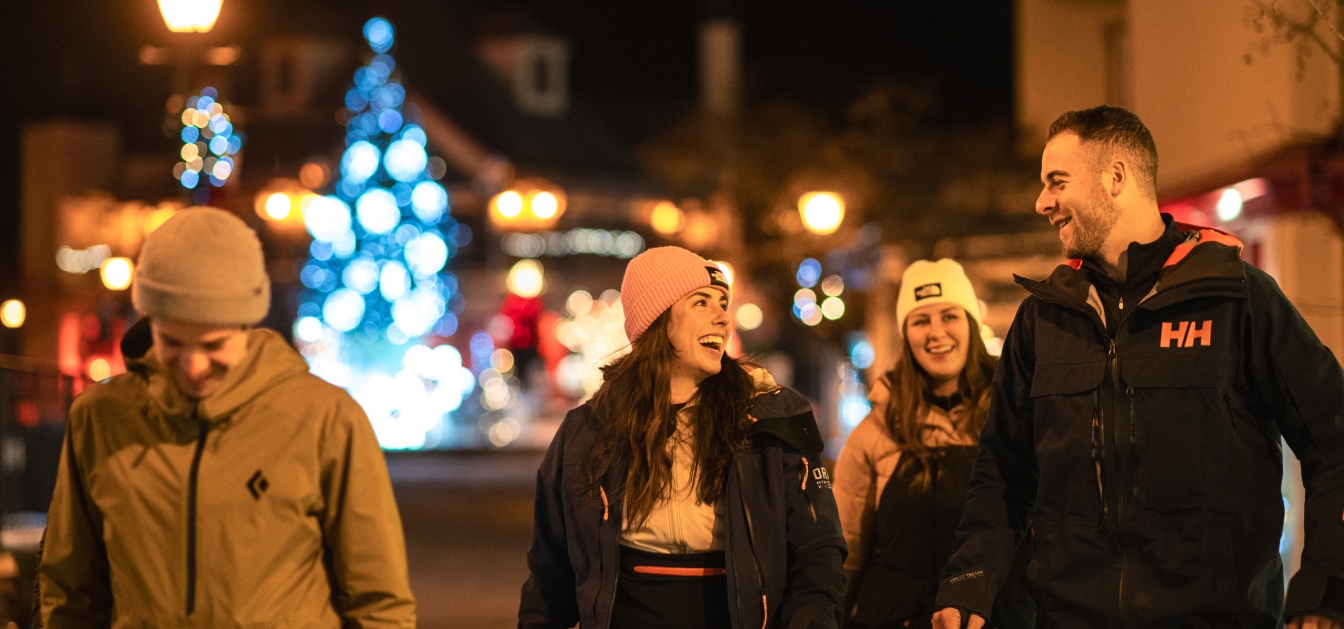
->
[[122, 319, 312, 422]]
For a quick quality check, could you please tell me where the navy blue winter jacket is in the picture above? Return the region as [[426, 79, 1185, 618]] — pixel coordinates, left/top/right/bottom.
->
[[518, 386, 847, 629], [936, 220, 1344, 627]]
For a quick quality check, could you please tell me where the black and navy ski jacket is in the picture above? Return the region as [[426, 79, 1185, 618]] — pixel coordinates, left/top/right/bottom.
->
[[937, 220, 1344, 627], [519, 386, 847, 629]]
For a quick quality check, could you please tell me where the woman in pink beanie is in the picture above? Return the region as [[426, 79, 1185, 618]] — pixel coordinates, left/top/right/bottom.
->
[[520, 246, 846, 629], [834, 259, 1032, 628]]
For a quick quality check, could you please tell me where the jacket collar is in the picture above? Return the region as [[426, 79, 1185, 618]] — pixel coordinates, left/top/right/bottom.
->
[[122, 319, 312, 423], [1017, 216, 1247, 313]]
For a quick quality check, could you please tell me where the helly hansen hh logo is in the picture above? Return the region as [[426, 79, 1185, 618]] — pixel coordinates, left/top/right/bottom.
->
[[1160, 320, 1213, 348]]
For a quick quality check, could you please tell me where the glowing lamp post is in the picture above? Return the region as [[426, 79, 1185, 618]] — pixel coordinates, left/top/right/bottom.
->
[[158, 0, 223, 33], [798, 191, 845, 236]]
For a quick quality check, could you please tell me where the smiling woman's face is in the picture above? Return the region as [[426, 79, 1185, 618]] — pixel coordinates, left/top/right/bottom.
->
[[905, 303, 970, 395], [666, 287, 731, 389]]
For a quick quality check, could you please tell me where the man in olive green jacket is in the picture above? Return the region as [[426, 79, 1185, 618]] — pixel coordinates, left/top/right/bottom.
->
[[38, 207, 416, 627]]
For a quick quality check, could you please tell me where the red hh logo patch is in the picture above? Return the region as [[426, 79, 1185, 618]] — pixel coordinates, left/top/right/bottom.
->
[[1159, 320, 1213, 348]]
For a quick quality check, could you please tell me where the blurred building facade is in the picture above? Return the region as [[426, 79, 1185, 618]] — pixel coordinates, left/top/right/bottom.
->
[[10, 4, 696, 459]]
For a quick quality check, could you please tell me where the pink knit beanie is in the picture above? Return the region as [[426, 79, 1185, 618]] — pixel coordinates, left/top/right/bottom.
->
[[621, 246, 731, 342]]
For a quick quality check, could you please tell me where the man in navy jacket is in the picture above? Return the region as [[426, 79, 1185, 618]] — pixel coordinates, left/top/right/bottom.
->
[[933, 106, 1344, 628]]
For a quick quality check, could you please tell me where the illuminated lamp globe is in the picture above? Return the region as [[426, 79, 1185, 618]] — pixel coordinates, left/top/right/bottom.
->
[[493, 190, 524, 220], [506, 259, 545, 298], [531, 191, 560, 219], [101, 258, 135, 291], [262, 192, 292, 220], [158, 0, 223, 33], [798, 191, 845, 235], [0, 300, 25, 328]]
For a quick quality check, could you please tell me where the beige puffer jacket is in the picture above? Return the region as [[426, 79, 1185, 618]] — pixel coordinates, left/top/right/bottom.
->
[[832, 376, 977, 575], [39, 327, 415, 628]]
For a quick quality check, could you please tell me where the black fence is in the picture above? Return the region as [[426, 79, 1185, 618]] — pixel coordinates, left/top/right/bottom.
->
[[0, 359, 79, 627], [0, 364, 74, 519]]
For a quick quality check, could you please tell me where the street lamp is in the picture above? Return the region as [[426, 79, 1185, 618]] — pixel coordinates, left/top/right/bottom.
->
[[0, 300, 25, 329], [798, 191, 845, 236], [100, 258, 135, 291], [158, 0, 223, 33]]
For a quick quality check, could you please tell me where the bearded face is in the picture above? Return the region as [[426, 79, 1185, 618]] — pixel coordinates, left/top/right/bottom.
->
[[1036, 133, 1122, 260]]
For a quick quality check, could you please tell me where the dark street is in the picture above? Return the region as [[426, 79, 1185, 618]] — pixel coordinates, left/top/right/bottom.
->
[[389, 450, 542, 628]]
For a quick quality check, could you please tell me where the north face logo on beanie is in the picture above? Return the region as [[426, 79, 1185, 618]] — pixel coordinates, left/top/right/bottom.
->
[[914, 283, 943, 300]]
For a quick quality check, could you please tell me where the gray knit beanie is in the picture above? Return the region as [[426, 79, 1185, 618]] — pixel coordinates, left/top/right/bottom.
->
[[132, 207, 271, 325]]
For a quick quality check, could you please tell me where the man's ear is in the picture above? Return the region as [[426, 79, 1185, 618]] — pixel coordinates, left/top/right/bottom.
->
[[1107, 159, 1129, 198]]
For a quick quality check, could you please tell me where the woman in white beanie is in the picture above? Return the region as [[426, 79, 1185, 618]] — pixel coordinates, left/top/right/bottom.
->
[[519, 246, 846, 629], [835, 259, 1031, 629]]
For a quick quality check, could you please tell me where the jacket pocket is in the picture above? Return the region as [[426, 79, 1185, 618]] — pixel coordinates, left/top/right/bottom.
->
[[1119, 356, 1226, 506], [1029, 361, 1104, 398], [1029, 360, 1106, 522]]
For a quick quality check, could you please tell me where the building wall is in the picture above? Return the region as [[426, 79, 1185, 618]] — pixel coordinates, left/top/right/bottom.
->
[[1016, 0, 1125, 150], [1018, 0, 1341, 191], [1130, 0, 1341, 192], [20, 122, 122, 363]]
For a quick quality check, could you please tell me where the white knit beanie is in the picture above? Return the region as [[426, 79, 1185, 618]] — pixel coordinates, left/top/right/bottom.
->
[[132, 207, 271, 325], [895, 258, 982, 330], [620, 246, 731, 342]]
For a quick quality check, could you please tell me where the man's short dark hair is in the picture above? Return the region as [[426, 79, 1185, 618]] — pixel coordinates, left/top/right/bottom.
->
[[1047, 105, 1158, 199]]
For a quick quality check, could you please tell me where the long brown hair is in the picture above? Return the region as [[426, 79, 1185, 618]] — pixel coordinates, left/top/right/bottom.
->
[[582, 312, 756, 528], [883, 310, 997, 487]]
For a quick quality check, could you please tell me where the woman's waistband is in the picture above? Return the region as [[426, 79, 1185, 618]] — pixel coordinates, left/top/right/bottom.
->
[[620, 545, 726, 577]]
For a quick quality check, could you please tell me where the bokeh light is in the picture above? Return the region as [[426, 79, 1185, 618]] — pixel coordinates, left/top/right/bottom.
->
[[506, 260, 545, 298], [532, 191, 560, 219], [821, 296, 846, 320], [650, 201, 685, 234], [798, 191, 845, 235], [87, 358, 111, 382], [796, 258, 821, 288], [735, 303, 763, 330], [264, 193, 292, 220], [100, 258, 134, 291], [821, 274, 845, 296], [0, 300, 25, 328]]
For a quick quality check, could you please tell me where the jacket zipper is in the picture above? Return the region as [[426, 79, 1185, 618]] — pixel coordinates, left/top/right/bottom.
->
[[799, 456, 817, 522], [186, 418, 209, 615], [603, 484, 619, 629], [735, 460, 767, 628], [1090, 392, 1109, 533]]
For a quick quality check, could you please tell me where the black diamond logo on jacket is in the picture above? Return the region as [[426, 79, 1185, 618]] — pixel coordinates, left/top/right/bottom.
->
[[247, 470, 270, 500]]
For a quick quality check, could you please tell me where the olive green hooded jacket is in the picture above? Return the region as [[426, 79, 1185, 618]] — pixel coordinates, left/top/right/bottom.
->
[[39, 326, 415, 628]]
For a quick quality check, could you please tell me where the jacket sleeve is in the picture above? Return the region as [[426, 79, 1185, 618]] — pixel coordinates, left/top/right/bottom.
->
[[834, 411, 892, 594], [518, 414, 580, 629], [778, 445, 848, 629], [935, 299, 1039, 618], [38, 404, 113, 628], [1244, 269, 1344, 618], [320, 396, 417, 628]]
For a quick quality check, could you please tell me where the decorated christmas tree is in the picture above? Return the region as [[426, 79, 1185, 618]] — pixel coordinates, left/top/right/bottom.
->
[[294, 17, 473, 449]]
